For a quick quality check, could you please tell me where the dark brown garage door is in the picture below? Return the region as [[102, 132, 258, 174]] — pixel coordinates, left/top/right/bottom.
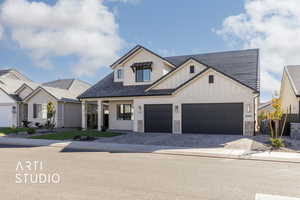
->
[[182, 103, 243, 135], [144, 104, 172, 133]]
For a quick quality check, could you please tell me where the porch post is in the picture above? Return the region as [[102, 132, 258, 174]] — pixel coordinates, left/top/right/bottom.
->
[[97, 100, 103, 131], [81, 101, 86, 130]]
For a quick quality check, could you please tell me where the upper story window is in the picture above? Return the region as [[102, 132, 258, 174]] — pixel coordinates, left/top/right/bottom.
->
[[136, 68, 151, 82], [190, 65, 195, 74], [117, 69, 123, 79], [209, 75, 214, 84], [131, 62, 152, 83]]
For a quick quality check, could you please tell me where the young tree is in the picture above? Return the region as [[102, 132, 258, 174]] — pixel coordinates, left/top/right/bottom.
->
[[267, 98, 290, 148], [46, 101, 56, 131]]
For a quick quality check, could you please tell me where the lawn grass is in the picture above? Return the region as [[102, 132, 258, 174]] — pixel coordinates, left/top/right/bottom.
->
[[0, 127, 30, 135], [29, 130, 121, 140]]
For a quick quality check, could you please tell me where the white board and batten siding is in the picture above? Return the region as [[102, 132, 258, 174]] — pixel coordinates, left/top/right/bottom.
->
[[0, 89, 17, 127]]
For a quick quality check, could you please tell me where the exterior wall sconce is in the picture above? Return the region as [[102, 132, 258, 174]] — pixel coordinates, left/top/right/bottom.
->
[[247, 104, 251, 113], [174, 105, 179, 113], [138, 105, 142, 113], [12, 106, 16, 114]]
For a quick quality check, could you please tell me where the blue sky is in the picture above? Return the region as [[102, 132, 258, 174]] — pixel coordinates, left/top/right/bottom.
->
[[0, 0, 298, 101]]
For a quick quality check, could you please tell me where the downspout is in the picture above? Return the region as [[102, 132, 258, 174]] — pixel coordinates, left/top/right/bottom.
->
[[254, 93, 260, 136]]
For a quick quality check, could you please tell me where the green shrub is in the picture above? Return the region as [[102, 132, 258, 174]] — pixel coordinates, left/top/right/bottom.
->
[[27, 128, 36, 135], [270, 138, 285, 149]]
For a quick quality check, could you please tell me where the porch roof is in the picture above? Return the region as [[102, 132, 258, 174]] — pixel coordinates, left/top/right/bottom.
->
[[78, 73, 174, 99]]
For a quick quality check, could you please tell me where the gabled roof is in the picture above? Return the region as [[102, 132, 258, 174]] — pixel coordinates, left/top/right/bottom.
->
[[146, 57, 208, 91], [79, 47, 260, 99], [110, 45, 177, 69], [0, 87, 20, 102], [15, 82, 40, 94], [0, 68, 32, 82], [164, 48, 260, 91], [285, 65, 300, 97], [24, 86, 82, 103], [0, 77, 36, 94], [43, 79, 75, 89]]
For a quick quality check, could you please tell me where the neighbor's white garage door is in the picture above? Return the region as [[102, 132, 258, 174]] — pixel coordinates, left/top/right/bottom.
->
[[0, 105, 12, 127]]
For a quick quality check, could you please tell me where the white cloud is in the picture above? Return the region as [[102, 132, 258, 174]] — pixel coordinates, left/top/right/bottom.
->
[[217, 0, 300, 99], [0, 0, 124, 76]]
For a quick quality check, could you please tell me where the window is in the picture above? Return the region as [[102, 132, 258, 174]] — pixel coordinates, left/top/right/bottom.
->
[[33, 104, 42, 119], [117, 104, 132, 120], [190, 65, 195, 73], [136, 68, 150, 82], [209, 75, 214, 84], [117, 69, 123, 79]]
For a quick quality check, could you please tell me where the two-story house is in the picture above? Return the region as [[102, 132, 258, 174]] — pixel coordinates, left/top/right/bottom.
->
[[79, 45, 260, 136]]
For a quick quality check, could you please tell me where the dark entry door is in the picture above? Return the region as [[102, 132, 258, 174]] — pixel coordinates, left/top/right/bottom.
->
[[144, 104, 172, 133], [182, 103, 243, 135]]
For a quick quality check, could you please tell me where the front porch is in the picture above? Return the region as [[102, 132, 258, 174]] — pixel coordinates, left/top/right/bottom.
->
[[81, 99, 134, 131]]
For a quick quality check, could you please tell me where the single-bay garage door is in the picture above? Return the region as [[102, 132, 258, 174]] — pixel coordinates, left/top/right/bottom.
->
[[0, 105, 12, 127], [144, 104, 172, 133], [182, 103, 243, 135]]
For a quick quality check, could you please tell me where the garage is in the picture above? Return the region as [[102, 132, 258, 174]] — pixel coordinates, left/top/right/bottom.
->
[[144, 104, 172, 133], [0, 105, 13, 127], [182, 103, 243, 135]]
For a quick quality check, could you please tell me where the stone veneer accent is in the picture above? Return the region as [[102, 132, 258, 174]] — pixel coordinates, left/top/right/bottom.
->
[[173, 120, 181, 133], [244, 121, 254, 136], [291, 123, 300, 140], [137, 120, 143, 132]]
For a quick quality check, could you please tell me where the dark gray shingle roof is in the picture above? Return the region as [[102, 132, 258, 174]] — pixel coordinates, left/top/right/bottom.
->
[[79, 48, 259, 99], [164, 49, 259, 91], [286, 65, 300, 96], [78, 73, 174, 98]]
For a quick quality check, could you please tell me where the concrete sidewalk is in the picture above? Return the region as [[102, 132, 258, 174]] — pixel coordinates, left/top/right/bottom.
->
[[1, 137, 300, 163]]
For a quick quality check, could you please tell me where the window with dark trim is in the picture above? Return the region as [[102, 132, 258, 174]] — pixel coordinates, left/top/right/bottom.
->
[[33, 104, 42, 119], [136, 68, 150, 82], [117, 104, 132, 120], [209, 75, 214, 84], [117, 69, 123, 79], [190, 65, 195, 73]]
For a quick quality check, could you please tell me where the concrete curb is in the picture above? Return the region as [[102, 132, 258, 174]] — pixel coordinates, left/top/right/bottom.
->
[[1, 137, 300, 163]]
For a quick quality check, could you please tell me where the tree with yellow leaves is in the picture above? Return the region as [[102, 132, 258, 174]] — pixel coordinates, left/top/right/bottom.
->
[[46, 101, 56, 131], [267, 98, 289, 148]]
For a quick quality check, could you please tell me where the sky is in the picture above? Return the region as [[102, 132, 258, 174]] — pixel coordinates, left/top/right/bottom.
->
[[0, 0, 299, 101]]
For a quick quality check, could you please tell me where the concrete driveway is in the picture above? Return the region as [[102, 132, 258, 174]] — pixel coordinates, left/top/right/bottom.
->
[[97, 132, 271, 151]]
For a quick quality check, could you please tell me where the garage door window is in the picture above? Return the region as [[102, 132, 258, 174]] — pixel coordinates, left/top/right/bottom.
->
[[117, 104, 132, 120]]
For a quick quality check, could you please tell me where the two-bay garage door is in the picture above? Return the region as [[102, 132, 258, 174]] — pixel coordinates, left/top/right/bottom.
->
[[0, 105, 12, 127], [182, 103, 243, 135], [144, 103, 244, 134]]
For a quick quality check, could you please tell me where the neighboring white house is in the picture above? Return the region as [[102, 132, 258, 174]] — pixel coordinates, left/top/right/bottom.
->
[[279, 66, 300, 123], [0, 68, 91, 128], [0, 69, 36, 127], [24, 79, 91, 128], [79, 45, 260, 136]]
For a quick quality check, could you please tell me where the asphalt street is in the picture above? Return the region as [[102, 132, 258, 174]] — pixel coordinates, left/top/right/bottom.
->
[[0, 144, 300, 200]]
